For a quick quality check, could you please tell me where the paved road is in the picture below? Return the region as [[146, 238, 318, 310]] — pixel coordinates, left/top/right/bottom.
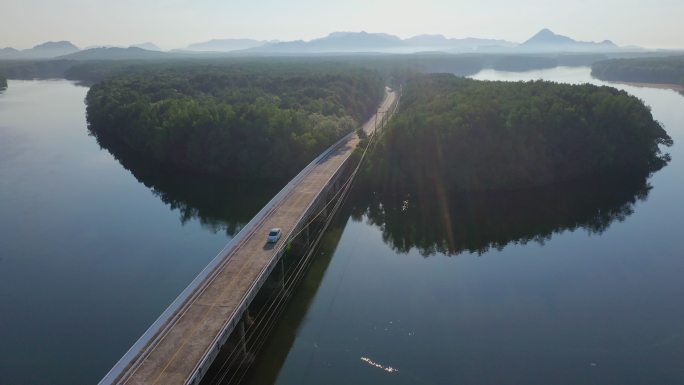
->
[[113, 89, 398, 385]]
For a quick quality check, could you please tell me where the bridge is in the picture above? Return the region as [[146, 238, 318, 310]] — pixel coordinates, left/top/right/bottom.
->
[[99, 88, 399, 385]]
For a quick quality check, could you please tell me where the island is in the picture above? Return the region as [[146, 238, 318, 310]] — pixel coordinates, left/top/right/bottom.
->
[[85, 63, 385, 180], [591, 55, 684, 91], [363, 73, 672, 192]]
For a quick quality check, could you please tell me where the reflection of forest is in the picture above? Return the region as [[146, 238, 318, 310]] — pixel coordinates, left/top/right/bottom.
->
[[350, 171, 653, 256], [94, 135, 282, 236]]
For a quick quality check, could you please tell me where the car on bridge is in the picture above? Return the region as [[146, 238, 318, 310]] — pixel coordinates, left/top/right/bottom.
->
[[267, 228, 282, 243]]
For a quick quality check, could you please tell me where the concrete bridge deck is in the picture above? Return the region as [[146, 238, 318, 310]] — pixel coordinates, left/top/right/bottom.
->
[[100, 89, 398, 385]]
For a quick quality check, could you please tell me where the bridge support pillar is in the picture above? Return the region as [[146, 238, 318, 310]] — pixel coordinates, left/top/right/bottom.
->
[[278, 258, 286, 290], [238, 319, 248, 356]]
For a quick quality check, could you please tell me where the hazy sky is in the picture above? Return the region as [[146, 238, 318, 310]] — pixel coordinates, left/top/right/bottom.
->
[[3, 0, 683, 50]]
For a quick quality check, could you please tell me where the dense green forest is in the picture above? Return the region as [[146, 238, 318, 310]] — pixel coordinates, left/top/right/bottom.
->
[[62, 54, 633, 84], [0, 75, 6, 90], [64, 55, 484, 87], [592, 55, 684, 87], [0, 52, 647, 85], [363, 74, 671, 192], [86, 63, 384, 179], [0, 55, 484, 85]]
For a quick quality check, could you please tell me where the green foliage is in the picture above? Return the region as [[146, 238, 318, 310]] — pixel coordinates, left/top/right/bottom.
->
[[0, 74, 6, 90], [85, 63, 384, 179], [63, 55, 485, 87], [365, 74, 672, 192], [592, 55, 684, 85]]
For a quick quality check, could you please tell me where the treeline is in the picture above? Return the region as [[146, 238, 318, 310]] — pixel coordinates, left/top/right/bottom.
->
[[86, 63, 385, 179], [0, 60, 77, 80], [592, 55, 684, 86], [64, 55, 484, 87], [0, 52, 638, 86], [64, 54, 620, 85], [364, 74, 671, 192], [0, 74, 6, 90]]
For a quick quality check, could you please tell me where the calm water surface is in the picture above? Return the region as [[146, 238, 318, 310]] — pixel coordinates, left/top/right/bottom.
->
[[1, 66, 683, 385], [245, 67, 684, 385], [0, 80, 275, 385]]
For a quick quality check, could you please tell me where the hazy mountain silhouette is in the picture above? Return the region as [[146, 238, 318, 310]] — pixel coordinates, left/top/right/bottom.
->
[[245, 31, 406, 53], [0, 30, 630, 60], [0, 47, 20, 57], [0, 41, 79, 59], [519, 29, 618, 52], [184, 38, 267, 52], [130, 42, 160, 51], [58, 47, 168, 60], [404, 34, 515, 52], [241, 30, 619, 54]]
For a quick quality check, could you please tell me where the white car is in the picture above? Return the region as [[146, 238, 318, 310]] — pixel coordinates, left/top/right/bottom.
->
[[267, 228, 282, 243]]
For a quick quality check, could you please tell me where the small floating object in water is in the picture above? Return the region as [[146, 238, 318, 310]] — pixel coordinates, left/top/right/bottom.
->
[[360, 356, 398, 373]]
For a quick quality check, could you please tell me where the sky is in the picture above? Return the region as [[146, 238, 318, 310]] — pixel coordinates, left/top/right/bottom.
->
[[2, 0, 683, 50]]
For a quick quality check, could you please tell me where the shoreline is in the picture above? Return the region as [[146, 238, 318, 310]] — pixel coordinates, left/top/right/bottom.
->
[[608, 80, 684, 92]]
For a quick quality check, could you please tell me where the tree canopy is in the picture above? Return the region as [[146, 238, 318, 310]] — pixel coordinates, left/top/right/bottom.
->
[[85, 63, 385, 180], [591, 55, 684, 86], [0, 75, 6, 90], [364, 74, 672, 192]]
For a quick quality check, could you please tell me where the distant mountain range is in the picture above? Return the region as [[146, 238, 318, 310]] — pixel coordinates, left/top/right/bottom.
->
[[59, 47, 170, 60], [130, 42, 161, 51], [0, 41, 79, 59], [243, 32, 516, 54], [181, 38, 268, 52], [519, 29, 618, 52], [405, 34, 516, 51], [0, 30, 641, 61]]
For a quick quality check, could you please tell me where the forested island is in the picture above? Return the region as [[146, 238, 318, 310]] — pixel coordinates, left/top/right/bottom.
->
[[85, 63, 384, 179], [363, 74, 672, 192], [591, 55, 684, 89]]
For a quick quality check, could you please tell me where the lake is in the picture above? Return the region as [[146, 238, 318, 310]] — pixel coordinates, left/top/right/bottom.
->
[[1, 66, 683, 385], [0, 80, 276, 385], [243, 67, 684, 385]]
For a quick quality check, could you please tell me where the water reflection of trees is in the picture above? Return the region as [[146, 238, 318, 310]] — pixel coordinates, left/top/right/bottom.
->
[[93, 135, 282, 236], [349, 171, 653, 256]]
